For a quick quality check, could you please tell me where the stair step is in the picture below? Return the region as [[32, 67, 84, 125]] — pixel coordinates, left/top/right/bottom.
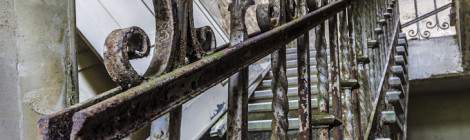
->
[[385, 91, 405, 115], [248, 114, 342, 131], [391, 65, 407, 85], [395, 45, 408, 57], [388, 76, 405, 94], [285, 47, 315, 54], [248, 97, 337, 121], [262, 50, 316, 62], [248, 99, 318, 113], [264, 66, 318, 80], [381, 111, 404, 133], [251, 86, 318, 101], [286, 58, 316, 68], [260, 75, 318, 89]]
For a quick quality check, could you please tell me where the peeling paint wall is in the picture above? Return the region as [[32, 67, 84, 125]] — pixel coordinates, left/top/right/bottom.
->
[[408, 36, 463, 80], [0, 0, 77, 139]]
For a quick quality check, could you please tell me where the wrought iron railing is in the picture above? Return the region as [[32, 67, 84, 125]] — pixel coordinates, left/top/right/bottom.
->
[[400, 0, 455, 39], [38, 0, 410, 139]]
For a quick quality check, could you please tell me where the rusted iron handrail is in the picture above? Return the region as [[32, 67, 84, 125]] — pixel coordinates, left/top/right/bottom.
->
[[38, 0, 350, 139], [364, 17, 401, 140]]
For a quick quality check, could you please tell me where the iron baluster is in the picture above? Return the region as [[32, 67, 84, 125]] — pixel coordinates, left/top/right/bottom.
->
[[270, 0, 290, 138], [295, 0, 312, 139], [227, 0, 253, 139]]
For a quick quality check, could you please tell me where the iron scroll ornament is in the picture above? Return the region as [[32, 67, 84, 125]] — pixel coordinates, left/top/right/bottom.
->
[[406, 0, 452, 39], [104, 0, 216, 89]]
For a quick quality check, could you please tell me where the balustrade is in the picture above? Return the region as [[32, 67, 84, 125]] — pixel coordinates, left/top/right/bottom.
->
[[38, 0, 409, 139]]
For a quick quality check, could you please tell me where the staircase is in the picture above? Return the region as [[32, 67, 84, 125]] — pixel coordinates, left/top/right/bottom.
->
[[246, 47, 340, 139], [374, 35, 410, 140]]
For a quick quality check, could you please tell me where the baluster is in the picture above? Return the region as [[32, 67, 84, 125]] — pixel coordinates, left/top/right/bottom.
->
[[227, 0, 253, 139], [271, 0, 290, 139], [374, 0, 386, 77], [362, 0, 375, 104], [339, 9, 352, 139], [348, 3, 364, 139], [169, 107, 182, 140], [168, 0, 195, 138], [295, 0, 312, 139], [381, 0, 392, 68], [352, 0, 374, 136], [306, 0, 331, 139], [364, 0, 378, 101], [327, 0, 343, 139], [372, 0, 382, 94], [256, 0, 290, 139]]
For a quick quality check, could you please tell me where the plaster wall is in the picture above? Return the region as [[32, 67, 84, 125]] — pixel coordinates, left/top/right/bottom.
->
[[0, 0, 77, 139], [0, 0, 21, 139], [408, 92, 470, 140], [408, 36, 463, 80]]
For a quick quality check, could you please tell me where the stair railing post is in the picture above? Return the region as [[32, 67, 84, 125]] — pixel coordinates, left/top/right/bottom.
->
[[339, 6, 353, 140], [353, 0, 375, 134], [270, 0, 290, 139], [295, 0, 312, 139], [347, 2, 365, 139], [339, 3, 364, 139], [327, 0, 343, 139], [306, 0, 331, 139], [227, 0, 253, 139]]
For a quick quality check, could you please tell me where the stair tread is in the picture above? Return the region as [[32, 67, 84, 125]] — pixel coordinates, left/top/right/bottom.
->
[[264, 66, 318, 79], [286, 58, 316, 68], [248, 114, 342, 131], [381, 111, 404, 132], [251, 86, 318, 100], [248, 99, 318, 113], [260, 75, 318, 89], [285, 47, 315, 54]]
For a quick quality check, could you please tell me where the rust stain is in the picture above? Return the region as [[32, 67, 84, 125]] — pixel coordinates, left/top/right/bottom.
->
[[103, 26, 150, 89]]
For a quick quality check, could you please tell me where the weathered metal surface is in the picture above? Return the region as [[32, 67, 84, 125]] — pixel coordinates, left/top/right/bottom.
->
[[347, 4, 364, 139], [304, 3, 315, 140], [270, 7, 289, 140], [38, 87, 122, 140], [294, 0, 312, 139], [354, 0, 374, 134], [365, 18, 401, 140], [327, 0, 343, 139], [307, 0, 331, 139], [65, 0, 350, 139], [103, 26, 151, 88], [227, 69, 249, 140], [256, 0, 290, 139], [296, 25, 312, 140], [403, 0, 453, 39], [169, 106, 182, 140], [187, 26, 216, 62], [227, 0, 253, 139], [145, 0, 181, 76], [245, 114, 342, 131], [338, 6, 356, 140]]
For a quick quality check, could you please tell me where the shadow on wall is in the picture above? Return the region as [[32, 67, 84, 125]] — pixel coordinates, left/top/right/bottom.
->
[[408, 91, 470, 140]]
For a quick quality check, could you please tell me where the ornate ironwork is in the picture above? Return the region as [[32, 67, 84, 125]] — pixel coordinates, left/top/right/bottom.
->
[[403, 0, 453, 39], [38, 0, 411, 139]]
